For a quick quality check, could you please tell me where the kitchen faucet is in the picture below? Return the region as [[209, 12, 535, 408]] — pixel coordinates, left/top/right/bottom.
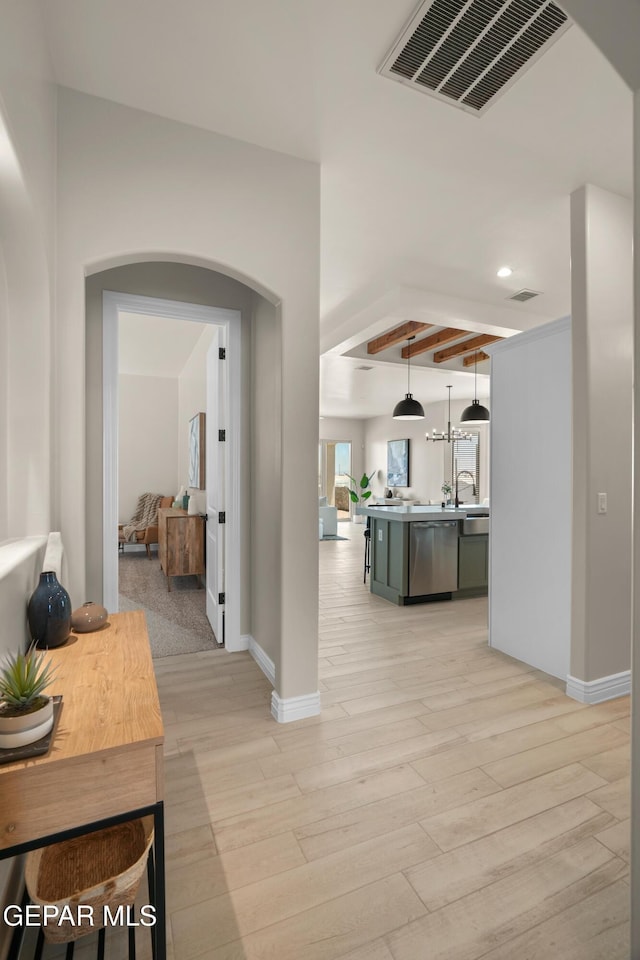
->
[[454, 470, 476, 507]]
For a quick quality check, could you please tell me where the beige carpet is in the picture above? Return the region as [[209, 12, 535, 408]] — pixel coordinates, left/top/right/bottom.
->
[[118, 550, 218, 657]]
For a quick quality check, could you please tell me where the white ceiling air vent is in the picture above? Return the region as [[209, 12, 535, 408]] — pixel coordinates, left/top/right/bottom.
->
[[379, 0, 570, 116], [508, 288, 541, 301]]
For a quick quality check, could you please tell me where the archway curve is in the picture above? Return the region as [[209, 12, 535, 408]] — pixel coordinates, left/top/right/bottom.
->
[[84, 250, 281, 309]]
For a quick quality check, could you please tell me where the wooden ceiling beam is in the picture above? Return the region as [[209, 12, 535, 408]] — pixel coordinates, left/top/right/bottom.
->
[[402, 327, 467, 358], [462, 350, 490, 367], [367, 321, 431, 355], [434, 334, 502, 363]]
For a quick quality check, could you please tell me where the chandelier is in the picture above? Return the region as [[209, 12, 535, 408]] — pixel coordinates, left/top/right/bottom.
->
[[426, 386, 474, 443]]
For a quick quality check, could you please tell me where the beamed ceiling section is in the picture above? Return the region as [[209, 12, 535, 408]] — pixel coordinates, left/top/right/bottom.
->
[[363, 321, 503, 369]]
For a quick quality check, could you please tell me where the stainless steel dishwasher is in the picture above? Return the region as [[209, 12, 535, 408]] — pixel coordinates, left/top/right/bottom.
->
[[409, 521, 459, 597]]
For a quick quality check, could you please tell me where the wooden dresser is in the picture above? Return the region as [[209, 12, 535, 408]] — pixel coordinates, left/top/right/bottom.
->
[[158, 507, 205, 591]]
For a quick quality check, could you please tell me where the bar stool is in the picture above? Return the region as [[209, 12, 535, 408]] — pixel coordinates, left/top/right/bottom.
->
[[363, 518, 371, 583]]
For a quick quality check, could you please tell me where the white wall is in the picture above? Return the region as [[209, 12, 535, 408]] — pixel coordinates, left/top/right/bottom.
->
[[364, 400, 490, 504], [633, 80, 640, 960], [489, 318, 571, 681], [571, 185, 633, 684], [0, 248, 8, 541], [0, 0, 56, 262], [57, 90, 320, 703], [178, 325, 215, 495], [251, 296, 282, 668], [118, 374, 179, 522], [0, 0, 56, 544]]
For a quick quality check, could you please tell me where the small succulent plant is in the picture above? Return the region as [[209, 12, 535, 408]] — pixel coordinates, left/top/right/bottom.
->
[[0, 644, 57, 713]]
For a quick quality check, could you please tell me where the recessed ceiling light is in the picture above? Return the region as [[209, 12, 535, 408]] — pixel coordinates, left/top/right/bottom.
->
[[497, 266, 513, 278]]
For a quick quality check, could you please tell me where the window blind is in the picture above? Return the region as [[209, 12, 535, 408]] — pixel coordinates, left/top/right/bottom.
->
[[451, 433, 480, 503]]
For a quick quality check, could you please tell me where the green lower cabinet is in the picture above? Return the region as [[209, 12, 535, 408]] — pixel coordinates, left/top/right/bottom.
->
[[370, 519, 409, 605], [456, 534, 488, 596], [369, 520, 488, 603]]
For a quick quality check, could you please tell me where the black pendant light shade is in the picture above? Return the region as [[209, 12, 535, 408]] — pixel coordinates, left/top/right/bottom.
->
[[460, 398, 490, 423], [393, 393, 425, 420], [393, 337, 424, 420], [460, 350, 490, 423]]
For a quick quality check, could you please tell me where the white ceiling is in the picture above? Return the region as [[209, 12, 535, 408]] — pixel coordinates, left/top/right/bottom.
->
[[321, 352, 489, 420], [41, 0, 633, 415]]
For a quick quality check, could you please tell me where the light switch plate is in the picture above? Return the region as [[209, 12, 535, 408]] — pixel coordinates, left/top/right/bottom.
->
[[378, 529, 383, 541], [597, 492, 607, 514]]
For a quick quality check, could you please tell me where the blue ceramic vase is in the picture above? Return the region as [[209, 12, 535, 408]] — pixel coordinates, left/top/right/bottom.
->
[[27, 571, 72, 649]]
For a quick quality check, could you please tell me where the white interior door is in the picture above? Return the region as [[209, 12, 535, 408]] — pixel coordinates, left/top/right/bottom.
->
[[206, 327, 226, 643]]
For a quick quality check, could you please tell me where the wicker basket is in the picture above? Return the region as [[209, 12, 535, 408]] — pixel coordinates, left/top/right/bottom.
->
[[25, 817, 154, 943]]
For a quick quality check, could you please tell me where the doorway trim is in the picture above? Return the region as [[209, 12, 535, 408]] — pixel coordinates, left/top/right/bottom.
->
[[102, 290, 242, 651]]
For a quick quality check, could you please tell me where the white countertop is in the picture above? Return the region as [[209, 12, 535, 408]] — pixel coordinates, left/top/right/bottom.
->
[[362, 504, 489, 522]]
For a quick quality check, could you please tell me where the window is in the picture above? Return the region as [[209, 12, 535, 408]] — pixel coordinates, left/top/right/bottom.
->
[[451, 434, 479, 503]]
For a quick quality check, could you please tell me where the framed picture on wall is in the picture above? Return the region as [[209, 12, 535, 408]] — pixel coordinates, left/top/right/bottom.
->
[[387, 438, 409, 487], [188, 412, 206, 489]]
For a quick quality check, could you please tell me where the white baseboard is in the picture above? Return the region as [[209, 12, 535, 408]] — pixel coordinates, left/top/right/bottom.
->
[[243, 637, 318, 722], [271, 690, 321, 724], [247, 636, 276, 686], [566, 670, 631, 704], [227, 633, 250, 653]]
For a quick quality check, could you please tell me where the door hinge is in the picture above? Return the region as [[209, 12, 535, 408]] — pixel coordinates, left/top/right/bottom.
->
[[218, 592, 225, 605], [218, 511, 226, 524], [218, 429, 226, 442], [219, 347, 226, 360]]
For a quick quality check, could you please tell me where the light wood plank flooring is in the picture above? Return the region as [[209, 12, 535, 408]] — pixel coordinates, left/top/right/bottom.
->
[[155, 524, 630, 960]]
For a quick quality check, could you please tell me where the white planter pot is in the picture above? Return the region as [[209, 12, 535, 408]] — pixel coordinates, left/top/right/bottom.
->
[[0, 698, 54, 749], [352, 513, 366, 524]]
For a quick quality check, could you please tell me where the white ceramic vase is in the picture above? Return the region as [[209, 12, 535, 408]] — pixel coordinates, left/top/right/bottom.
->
[[0, 698, 54, 749]]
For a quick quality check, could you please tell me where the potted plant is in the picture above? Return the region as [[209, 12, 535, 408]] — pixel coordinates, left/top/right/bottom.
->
[[347, 471, 376, 524], [0, 644, 57, 749], [441, 480, 453, 506]]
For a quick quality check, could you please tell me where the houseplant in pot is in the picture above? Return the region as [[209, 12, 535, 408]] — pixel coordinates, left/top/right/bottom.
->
[[347, 471, 375, 523], [441, 480, 453, 506], [0, 644, 57, 749]]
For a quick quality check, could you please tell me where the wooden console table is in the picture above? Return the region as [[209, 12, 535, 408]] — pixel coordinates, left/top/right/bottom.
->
[[158, 507, 205, 591], [0, 611, 165, 960]]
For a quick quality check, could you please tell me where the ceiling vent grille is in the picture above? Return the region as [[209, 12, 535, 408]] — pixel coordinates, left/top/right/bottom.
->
[[508, 288, 541, 302], [379, 0, 570, 115]]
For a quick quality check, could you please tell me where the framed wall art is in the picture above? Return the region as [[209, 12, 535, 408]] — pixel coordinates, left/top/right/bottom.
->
[[188, 412, 206, 489], [387, 438, 409, 487]]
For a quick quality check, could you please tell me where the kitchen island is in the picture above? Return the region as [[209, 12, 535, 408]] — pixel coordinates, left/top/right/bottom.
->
[[363, 504, 489, 605]]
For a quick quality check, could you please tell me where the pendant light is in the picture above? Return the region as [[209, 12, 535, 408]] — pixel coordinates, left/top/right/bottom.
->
[[393, 337, 425, 420], [460, 350, 490, 424], [426, 386, 473, 442]]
